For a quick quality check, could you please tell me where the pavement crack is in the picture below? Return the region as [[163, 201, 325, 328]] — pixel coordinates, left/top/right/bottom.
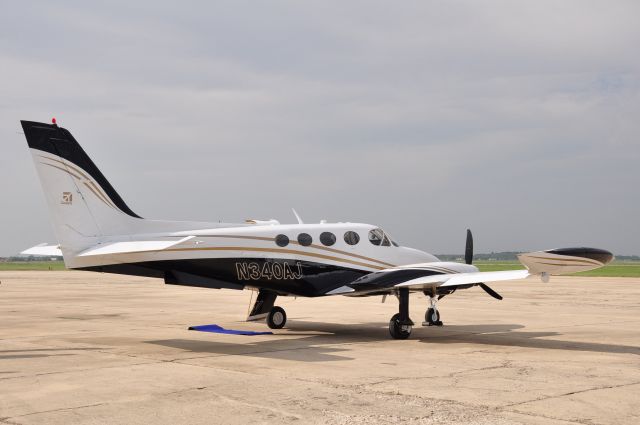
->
[[5, 402, 108, 420], [0, 360, 157, 381], [162, 385, 302, 420], [502, 380, 640, 408]]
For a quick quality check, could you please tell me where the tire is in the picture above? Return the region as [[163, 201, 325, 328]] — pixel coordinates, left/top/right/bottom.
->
[[425, 308, 439, 325], [389, 313, 412, 339], [425, 308, 443, 326], [267, 306, 286, 329]]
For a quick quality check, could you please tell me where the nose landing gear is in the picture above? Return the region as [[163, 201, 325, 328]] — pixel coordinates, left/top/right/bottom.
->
[[423, 295, 443, 327]]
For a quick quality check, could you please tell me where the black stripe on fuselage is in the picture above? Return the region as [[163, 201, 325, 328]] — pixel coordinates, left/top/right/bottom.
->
[[545, 247, 613, 264], [347, 268, 445, 294], [20, 120, 141, 218], [78, 258, 369, 297]]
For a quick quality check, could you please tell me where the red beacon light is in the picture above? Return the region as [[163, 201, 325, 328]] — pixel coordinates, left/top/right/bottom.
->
[[51, 117, 57, 125]]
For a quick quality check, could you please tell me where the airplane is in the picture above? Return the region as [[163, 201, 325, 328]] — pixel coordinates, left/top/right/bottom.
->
[[19, 119, 614, 339]]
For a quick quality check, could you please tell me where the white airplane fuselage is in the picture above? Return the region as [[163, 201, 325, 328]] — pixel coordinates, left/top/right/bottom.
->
[[20, 119, 612, 338], [76, 222, 469, 297]]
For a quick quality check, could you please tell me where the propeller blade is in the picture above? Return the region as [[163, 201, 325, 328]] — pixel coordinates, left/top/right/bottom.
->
[[465, 229, 473, 265], [478, 283, 503, 300]]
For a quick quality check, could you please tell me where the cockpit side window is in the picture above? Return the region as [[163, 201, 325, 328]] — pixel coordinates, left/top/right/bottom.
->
[[368, 228, 390, 246]]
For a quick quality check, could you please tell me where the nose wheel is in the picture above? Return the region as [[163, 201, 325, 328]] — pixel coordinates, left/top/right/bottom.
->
[[266, 306, 287, 329], [423, 296, 443, 326]]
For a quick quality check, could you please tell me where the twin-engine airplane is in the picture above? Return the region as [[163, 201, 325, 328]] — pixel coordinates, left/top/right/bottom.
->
[[20, 119, 614, 339]]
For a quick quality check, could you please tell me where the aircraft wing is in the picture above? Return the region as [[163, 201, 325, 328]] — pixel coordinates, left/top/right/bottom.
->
[[394, 269, 530, 290], [330, 247, 613, 296], [328, 265, 530, 296]]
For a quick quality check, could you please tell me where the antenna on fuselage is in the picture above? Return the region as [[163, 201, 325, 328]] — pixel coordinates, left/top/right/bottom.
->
[[292, 208, 304, 224]]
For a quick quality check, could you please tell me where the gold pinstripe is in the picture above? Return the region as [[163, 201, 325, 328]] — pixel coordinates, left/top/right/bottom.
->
[[40, 161, 117, 211], [40, 162, 82, 180], [162, 246, 387, 270], [535, 261, 603, 267], [190, 234, 396, 268], [38, 155, 119, 210], [525, 255, 601, 266]]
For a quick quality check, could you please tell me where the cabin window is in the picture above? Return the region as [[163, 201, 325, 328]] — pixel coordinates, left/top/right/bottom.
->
[[369, 228, 391, 246], [343, 231, 360, 245], [275, 234, 289, 247], [297, 233, 312, 246], [320, 232, 336, 246]]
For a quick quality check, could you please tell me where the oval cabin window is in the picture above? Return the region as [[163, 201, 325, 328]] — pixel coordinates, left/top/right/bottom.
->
[[320, 232, 336, 246], [297, 233, 312, 246], [275, 234, 289, 247], [343, 231, 360, 245]]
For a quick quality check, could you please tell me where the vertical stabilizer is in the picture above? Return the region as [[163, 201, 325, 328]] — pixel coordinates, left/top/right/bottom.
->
[[21, 120, 144, 256]]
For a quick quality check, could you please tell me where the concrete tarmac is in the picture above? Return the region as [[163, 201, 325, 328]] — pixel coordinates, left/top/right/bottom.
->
[[0, 271, 638, 424]]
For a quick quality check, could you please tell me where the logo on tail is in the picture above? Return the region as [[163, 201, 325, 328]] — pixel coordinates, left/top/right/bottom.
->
[[61, 192, 73, 205]]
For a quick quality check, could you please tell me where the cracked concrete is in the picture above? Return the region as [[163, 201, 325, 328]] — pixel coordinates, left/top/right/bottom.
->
[[0, 271, 638, 424]]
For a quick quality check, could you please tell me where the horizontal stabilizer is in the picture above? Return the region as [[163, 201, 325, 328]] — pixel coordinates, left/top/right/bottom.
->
[[78, 236, 195, 257], [21, 243, 62, 257]]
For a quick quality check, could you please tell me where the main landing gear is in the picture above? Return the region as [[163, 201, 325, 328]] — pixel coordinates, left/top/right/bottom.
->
[[389, 287, 414, 339], [389, 289, 445, 339], [247, 289, 287, 329], [266, 306, 287, 329]]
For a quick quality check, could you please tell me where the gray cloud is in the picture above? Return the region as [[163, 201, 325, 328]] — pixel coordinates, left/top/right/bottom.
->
[[1, 0, 639, 256]]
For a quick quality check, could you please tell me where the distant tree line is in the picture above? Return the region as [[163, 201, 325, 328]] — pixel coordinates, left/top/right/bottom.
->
[[0, 256, 63, 262]]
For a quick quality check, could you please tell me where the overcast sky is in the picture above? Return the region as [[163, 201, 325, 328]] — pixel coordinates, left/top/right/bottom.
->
[[1, 1, 639, 256]]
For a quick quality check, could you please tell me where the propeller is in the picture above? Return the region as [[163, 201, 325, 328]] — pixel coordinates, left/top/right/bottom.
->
[[478, 283, 503, 300], [465, 229, 503, 300], [465, 229, 473, 265]]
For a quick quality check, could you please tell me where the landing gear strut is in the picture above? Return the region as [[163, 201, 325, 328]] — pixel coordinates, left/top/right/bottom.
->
[[424, 295, 443, 327], [247, 289, 287, 329], [389, 287, 414, 339]]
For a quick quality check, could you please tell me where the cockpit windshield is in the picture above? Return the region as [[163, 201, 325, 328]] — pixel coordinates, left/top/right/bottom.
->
[[368, 228, 395, 247]]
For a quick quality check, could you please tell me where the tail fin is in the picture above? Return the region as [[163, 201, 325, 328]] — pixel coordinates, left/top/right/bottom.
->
[[22, 120, 146, 255]]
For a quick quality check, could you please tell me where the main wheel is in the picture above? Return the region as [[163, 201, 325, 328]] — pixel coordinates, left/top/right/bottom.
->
[[425, 308, 442, 326], [389, 313, 412, 339], [267, 306, 287, 329]]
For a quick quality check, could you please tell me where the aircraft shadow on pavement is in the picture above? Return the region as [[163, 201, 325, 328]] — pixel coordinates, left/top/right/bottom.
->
[[290, 321, 639, 355], [146, 337, 354, 362], [423, 324, 640, 355], [147, 321, 638, 361]]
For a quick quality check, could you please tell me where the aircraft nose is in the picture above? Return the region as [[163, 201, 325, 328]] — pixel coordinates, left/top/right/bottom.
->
[[402, 247, 438, 263]]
